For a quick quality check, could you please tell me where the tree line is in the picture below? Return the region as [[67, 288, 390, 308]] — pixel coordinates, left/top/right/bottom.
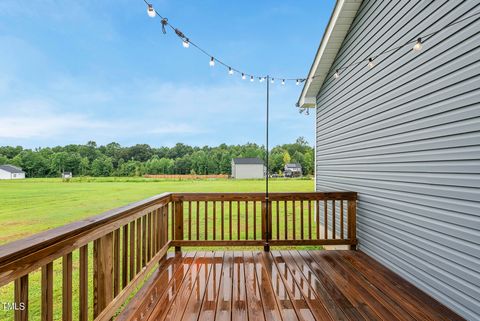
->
[[0, 137, 314, 178]]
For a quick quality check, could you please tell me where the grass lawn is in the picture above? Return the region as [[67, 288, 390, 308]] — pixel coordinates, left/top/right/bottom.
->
[[0, 177, 313, 245], [0, 177, 314, 321]]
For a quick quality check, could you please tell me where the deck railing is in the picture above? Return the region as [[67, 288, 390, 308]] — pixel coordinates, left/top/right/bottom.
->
[[0, 191, 356, 321]]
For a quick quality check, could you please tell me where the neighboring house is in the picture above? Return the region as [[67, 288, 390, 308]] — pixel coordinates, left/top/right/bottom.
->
[[297, 0, 480, 319], [0, 165, 26, 180], [62, 172, 73, 180], [284, 163, 302, 177], [231, 158, 265, 179]]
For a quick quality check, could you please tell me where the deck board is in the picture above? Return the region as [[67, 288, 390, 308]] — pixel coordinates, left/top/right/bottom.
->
[[123, 250, 464, 321]]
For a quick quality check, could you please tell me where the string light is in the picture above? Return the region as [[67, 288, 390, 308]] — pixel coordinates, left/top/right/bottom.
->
[[271, 78, 275, 84], [147, 4, 156, 18], [142, 1, 479, 87], [413, 38, 423, 51], [368, 57, 374, 68]]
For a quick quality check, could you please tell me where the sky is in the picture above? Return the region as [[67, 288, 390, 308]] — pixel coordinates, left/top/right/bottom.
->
[[0, 0, 335, 149]]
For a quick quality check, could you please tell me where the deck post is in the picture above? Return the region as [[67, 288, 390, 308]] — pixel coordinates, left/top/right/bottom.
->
[[347, 199, 357, 250], [174, 201, 184, 252], [93, 233, 113, 318], [262, 200, 271, 251]]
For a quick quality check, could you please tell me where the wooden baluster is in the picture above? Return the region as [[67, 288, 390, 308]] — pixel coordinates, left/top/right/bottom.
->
[[308, 200, 312, 240], [114, 229, 120, 296], [332, 200, 336, 239], [129, 221, 135, 280], [62, 253, 72, 321], [158, 207, 163, 248], [340, 200, 344, 239], [122, 224, 128, 288], [142, 215, 147, 267], [316, 200, 320, 239], [324, 200, 328, 239], [196, 201, 200, 241], [79, 245, 88, 321], [175, 201, 184, 252], [245, 201, 248, 240], [213, 201, 216, 240], [41, 262, 53, 321], [136, 218, 141, 272], [229, 201, 233, 241], [237, 201, 241, 241], [300, 200, 304, 240], [152, 209, 157, 255], [221, 200, 225, 240], [149, 212, 154, 260], [284, 200, 287, 240], [254, 201, 257, 240], [276, 201, 279, 240], [14, 275, 28, 321], [261, 201, 266, 242], [292, 201, 296, 240], [188, 201, 192, 241], [348, 199, 357, 250], [204, 201, 208, 240]]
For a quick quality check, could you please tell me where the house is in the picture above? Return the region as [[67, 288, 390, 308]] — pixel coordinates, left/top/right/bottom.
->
[[284, 163, 302, 177], [231, 157, 265, 179], [0, 165, 25, 180], [62, 172, 73, 180], [298, 0, 480, 319]]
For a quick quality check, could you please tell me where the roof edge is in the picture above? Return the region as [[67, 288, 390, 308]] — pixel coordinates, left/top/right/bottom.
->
[[297, 0, 362, 109]]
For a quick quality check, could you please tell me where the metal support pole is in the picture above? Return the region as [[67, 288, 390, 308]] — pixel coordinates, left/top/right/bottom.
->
[[264, 75, 270, 252]]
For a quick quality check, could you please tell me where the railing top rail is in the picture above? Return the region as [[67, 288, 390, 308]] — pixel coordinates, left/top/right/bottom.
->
[[0, 192, 172, 266], [171, 191, 357, 202]]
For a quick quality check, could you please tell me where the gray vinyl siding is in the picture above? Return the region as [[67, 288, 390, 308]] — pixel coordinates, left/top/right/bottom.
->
[[314, 0, 480, 319]]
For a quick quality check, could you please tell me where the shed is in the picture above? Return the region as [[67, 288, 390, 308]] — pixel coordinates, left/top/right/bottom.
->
[[284, 163, 303, 177], [0, 165, 26, 180], [298, 0, 480, 319], [62, 172, 73, 180], [231, 158, 265, 179]]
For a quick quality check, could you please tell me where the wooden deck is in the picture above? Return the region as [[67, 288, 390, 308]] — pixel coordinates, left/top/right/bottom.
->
[[119, 250, 463, 321]]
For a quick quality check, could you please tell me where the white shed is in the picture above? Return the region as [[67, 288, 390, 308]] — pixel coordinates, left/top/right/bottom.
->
[[0, 165, 26, 180], [231, 158, 265, 179]]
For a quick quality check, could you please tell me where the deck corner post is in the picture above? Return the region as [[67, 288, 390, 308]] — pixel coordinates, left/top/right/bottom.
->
[[174, 200, 184, 252], [347, 199, 357, 250]]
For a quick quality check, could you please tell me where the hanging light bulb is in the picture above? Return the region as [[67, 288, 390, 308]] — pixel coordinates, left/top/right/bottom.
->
[[242, 73, 246, 80], [259, 77, 264, 83], [182, 38, 190, 48], [413, 37, 423, 51], [368, 57, 374, 69], [209, 57, 215, 67], [228, 67, 234, 75], [281, 79, 285, 85], [250, 76, 254, 82], [334, 70, 339, 79], [305, 109, 310, 115], [271, 78, 275, 84], [296, 79, 300, 86], [147, 4, 156, 18]]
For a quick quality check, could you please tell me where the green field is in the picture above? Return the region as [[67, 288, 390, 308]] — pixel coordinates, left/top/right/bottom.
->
[[0, 177, 313, 245], [0, 177, 313, 321]]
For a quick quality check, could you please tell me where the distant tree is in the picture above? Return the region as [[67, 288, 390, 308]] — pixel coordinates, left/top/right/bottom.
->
[[91, 156, 113, 177], [283, 151, 291, 166]]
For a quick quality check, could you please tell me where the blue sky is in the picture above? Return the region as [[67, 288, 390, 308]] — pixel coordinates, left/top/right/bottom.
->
[[0, 0, 334, 148]]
